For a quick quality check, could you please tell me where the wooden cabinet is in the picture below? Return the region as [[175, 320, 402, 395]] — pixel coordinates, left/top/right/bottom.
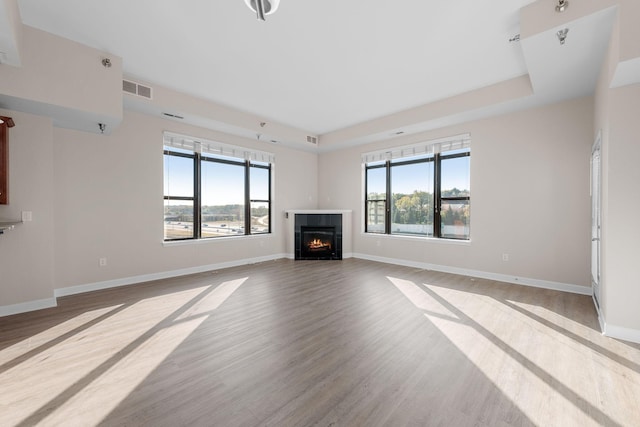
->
[[0, 116, 13, 205], [0, 121, 7, 205]]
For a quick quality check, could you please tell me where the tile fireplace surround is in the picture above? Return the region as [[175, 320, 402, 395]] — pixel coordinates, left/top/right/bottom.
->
[[285, 210, 353, 259]]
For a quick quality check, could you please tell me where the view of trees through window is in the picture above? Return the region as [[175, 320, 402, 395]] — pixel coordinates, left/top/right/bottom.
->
[[366, 148, 470, 239], [390, 190, 435, 235]]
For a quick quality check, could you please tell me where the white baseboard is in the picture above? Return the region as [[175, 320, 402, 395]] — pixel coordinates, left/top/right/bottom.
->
[[0, 297, 57, 317], [0, 252, 593, 318], [352, 253, 592, 296], [54, 253, 286, 298], [602, 321, 640, 344]]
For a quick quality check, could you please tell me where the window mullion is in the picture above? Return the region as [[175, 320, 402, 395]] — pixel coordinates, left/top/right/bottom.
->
[[268, 164, 272, 233], [195, 152, 202, 239], [364, 165, 369, 233], [434, 153, 442, 238], [245, 161, 251, 235], [385, 160, 391, 234]]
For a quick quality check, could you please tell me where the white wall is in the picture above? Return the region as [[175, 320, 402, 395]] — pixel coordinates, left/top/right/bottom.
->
[[0, 26, 122, 133], [3, 4, 635, 323], [0, 109, 55, 314], [604, 84, 640, 332], [318, 97, 594, 289], [592, 0, 640, 341], [52, 110, 318, 293], [0, 106, 317, 311]]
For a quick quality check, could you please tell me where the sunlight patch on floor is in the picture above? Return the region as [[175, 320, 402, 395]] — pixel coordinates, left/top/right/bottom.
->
[[176, 277, 248, 320], [386, 276, 460, 321], [0, 305, 123, 365], [508, 300, 594, 334], [51, 278, 245, 426], [0, 278, 247, 427], [0, 287, 202, 426], [47, 315, 207, 426], [387, 276, 622, 427]]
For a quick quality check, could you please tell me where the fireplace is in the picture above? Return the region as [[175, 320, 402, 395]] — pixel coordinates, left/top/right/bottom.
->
[[301, 226, 336, 259], [294, 214, 342, 260]]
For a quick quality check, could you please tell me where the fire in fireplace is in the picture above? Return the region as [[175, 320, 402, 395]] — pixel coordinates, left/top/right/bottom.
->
[[294, 213, 343, 260], [301, 226, 335, 259]]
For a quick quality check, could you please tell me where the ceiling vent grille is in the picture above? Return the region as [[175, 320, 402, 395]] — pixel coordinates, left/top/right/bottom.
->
[[122, 79, 153, 99], [122, 80, 136, 95], [306, 135, 317, 145]]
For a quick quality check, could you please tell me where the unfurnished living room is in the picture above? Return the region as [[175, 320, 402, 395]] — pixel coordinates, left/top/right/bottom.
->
[[1, 0, 639, 426]]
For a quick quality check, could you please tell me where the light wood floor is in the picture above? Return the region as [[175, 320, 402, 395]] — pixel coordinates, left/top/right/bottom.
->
[[1, 259, 639, 426]]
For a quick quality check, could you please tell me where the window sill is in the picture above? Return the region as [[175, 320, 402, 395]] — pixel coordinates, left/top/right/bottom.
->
[[361, 232, 471, 245], [163, 233, 272, 247]]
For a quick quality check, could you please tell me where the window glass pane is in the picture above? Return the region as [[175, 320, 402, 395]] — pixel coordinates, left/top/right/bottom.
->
[[250, 166, 269, 200], [441, 155, 470, 197], [164, 154, 193, 197], [441, 200, 470, 239], [201, 161, 245, 236], [391, 162, 433, 236], [366, 200, 386, 233], [366, 167, 386, 200], [201, 217, 242, 237], [164, 200, 194, 240], [250, 201, 270, 234]]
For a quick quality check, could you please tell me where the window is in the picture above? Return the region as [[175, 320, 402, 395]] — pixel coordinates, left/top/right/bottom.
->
[[364, 135, 470, 240], [163, 132, 273, 241]]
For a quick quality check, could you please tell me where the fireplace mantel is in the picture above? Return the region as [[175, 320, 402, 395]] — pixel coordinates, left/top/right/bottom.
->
[[285, 210, 352, 259]]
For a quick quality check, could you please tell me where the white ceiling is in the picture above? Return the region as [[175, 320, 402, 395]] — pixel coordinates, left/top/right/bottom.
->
[[5, 0, 619, 150], [15, 0, 539, 136]]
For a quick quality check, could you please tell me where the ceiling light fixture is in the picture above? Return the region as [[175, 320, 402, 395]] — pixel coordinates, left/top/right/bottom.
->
[[244, 0, 280, 21], [555, 0, 569, 13]]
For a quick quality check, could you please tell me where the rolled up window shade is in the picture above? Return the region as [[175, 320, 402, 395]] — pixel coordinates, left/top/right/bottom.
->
[[362, 133, 470, 164], [163, 131, 275, 164]]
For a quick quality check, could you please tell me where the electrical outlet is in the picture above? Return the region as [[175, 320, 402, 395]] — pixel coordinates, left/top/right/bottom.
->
[[99, 257, 107, 267], [502, 253, 509, 262], [21, 211, 32, 222]]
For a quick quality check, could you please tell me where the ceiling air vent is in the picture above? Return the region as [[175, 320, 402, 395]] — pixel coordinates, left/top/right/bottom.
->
[[122, 79, 153, 99], [306, 135, 317, 145], [137, 84, 152, 99], [122, 80, 136, 95]]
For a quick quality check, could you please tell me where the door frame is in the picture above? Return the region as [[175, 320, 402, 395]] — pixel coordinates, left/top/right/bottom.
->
[[591, 130, 602, 314]]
